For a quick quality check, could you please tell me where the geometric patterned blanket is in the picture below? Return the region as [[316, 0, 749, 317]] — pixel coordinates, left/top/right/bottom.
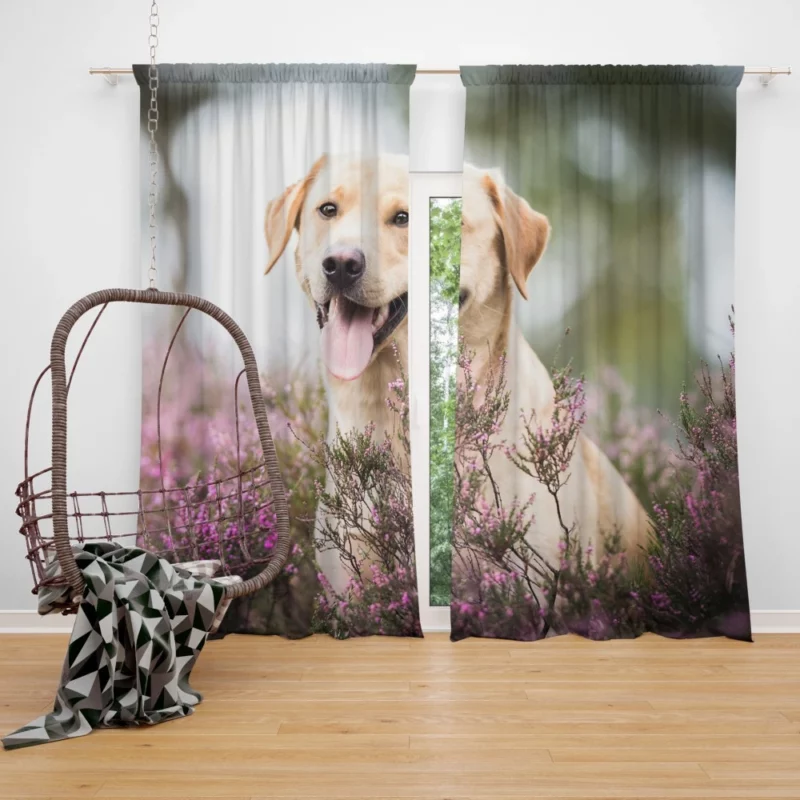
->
[[2, 542, 228, 750]]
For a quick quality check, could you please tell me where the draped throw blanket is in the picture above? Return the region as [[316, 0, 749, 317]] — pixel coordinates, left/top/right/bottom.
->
[[134, 64, 420, 640], [451, 65, 751, 643], [2, 543, 226, 750]]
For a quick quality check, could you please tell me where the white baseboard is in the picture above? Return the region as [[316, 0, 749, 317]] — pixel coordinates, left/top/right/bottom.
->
[[749, 610, 800, 634], [0, 609, 798, 635], [0, 610, 74, 633]]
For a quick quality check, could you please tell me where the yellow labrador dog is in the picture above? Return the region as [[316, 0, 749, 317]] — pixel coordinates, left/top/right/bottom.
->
[[459, 164, 650, 571], [264, 153, 410, 590]]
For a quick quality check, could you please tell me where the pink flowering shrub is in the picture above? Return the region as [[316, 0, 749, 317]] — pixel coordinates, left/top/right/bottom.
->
[[315, 564, 420, 638], [451, 318, 749, 642], [141, 339, 420, 639], [299, 348, 421, 638], [584, 367, 678, 510], [507, 358, 587, 548], [646, 318, 749, 639], [451, 338, 634, 640], [140, 342, 325, 636], [451, 343, 550, 640], [139, 465, 282, 570], [548, 534, 648, 639]]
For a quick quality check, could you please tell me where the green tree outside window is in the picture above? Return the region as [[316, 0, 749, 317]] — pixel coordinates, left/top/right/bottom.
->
[[430, 198, 461, 606]]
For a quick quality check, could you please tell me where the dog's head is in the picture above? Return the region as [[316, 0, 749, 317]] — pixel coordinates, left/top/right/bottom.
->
[[264, 154, 409, 382], [459, 164, 550, 348]]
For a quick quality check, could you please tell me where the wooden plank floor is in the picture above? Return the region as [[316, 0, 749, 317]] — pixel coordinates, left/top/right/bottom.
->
[[1, 632, 799, 798]]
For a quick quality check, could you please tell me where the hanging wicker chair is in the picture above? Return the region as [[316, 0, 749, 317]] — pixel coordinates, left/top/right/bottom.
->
[[16, 287, 290, 614]]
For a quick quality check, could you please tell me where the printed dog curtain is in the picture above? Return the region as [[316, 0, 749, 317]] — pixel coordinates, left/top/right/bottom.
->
[[449, 65, 751, 642], [134, 64, 421, 640]]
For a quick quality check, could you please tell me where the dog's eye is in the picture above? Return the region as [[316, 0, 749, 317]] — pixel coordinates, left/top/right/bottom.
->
[[391, 210, 409, 227], [459, 289, 469, 308], [318, 202, 338, 219]]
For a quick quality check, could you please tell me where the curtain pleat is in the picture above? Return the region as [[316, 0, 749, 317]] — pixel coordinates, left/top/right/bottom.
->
[[460, 65, 744, 86], [134, 63, 416, 85]]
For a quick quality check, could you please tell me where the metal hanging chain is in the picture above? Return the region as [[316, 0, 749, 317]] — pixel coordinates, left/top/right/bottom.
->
[[147, 1, 160, 289]]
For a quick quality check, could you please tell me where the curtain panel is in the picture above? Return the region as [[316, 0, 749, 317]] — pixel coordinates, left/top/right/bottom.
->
[[452, 64, 750, 643], [134, 63, 421, 640]]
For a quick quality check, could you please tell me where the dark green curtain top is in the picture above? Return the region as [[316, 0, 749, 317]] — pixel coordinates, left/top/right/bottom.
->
[[132, 63, 416, 85], [460, 65, 744, 87]]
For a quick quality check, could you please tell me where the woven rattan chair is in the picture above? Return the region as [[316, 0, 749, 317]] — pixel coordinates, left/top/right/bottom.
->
[[16, 288, 290, 613]]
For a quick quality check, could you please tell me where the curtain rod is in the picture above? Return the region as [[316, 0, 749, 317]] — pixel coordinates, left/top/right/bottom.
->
[[89, 66, 792, 77]]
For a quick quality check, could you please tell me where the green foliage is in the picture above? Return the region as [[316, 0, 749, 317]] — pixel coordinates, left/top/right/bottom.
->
[[306, 355, 420, 638], [430, 199, 462, 305], [429, 199, 461, 605]]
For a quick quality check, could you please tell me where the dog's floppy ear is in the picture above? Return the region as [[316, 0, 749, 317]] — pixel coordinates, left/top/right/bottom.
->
[[482, 172, 550, 300], [264, 154, 327, 275]]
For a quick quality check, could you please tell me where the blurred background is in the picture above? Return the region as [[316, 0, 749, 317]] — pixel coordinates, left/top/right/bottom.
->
[[464, 80, 738, 418]]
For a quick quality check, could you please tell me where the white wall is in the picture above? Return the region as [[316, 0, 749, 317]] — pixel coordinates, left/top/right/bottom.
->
[[0, 0, 797, 617]]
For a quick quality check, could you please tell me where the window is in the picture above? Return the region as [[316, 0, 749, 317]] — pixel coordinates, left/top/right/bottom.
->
[[429, 198, 461, 606], [409, 173, 462, 631]]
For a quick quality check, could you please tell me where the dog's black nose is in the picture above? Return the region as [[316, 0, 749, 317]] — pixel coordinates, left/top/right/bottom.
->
[[322, 247, 365, 291]]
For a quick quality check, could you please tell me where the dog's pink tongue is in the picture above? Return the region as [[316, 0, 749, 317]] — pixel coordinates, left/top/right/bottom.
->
[[321, 296, 374, 381]]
